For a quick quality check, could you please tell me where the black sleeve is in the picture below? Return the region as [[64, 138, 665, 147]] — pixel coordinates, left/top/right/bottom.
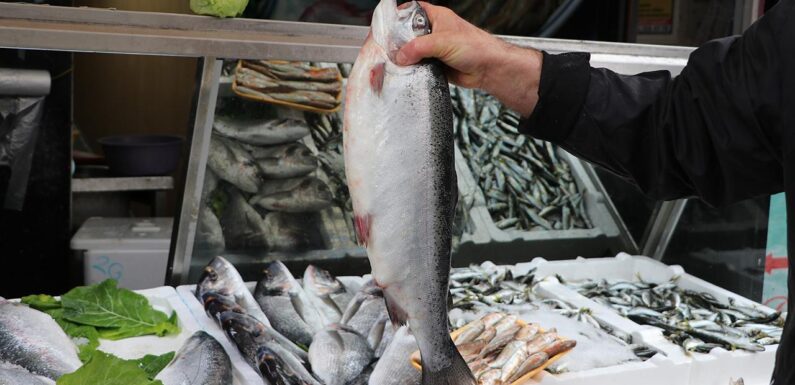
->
[[519, 0, 794, 206]]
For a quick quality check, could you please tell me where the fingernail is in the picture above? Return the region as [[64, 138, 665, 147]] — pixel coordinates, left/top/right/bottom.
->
[[396, 50, 408, 65]]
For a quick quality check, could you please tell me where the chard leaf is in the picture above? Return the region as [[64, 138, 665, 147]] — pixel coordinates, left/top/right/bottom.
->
[[57, 351, 164, 385]]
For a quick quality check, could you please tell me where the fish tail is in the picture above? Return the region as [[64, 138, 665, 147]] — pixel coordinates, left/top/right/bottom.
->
[[420, 339, 476, 385]]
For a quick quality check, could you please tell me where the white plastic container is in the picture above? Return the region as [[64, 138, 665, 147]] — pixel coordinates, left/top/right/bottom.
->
[[71, 217, 173, 290]]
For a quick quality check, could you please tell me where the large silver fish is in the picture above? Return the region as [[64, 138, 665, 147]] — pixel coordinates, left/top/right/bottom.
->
[[208, 135, 262, 193], [254, 261, 324, 346], [343, 1, 472, 384], [155, 331, 232, 385], [0, 362, 55, 385], [0, 301, 81, 380], [308, 324, 374, 385], [369, 326, 421, 385], [214, 116, 310, 146]]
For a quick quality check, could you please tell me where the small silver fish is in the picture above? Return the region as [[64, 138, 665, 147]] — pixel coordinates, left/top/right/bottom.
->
[[250, 177, 333, 213], [155, 331, 232, 385], [214, 116, 310, 145], [309, 324, 374, 385]]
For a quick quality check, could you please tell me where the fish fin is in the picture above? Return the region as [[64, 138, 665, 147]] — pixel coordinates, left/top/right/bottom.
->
[[421, 339, 476, 385], [383, 290, 409, 327], [341, 293, 366, 324], [369, 62, 386, 95], [367, 317, 388, 350], [354, 214, 372, 247], [329, 329, 345, 349]]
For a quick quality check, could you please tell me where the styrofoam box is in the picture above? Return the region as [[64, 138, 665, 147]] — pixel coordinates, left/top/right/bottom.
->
[[71, 217, 173, 290], [501, 261, 692, 385], [176, 276, 365, 385], [527, 253, 778, 385]]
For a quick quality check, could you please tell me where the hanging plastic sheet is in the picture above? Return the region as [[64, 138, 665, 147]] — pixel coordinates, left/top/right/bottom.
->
[[0, 68, 51, 210]]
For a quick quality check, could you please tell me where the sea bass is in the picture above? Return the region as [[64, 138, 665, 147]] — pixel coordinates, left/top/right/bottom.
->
[[220, 186, 269, 250], [343, 1, 472, 384], [254, 261, 324, 346], [245, 142, 317, 179], [303, 265, 355, 324], [214, 116, 310, 146], [250, 177, 333, 213], [155, 331, 232, 385], [0, 362, 55, 385], [0, 301, 81, 380]]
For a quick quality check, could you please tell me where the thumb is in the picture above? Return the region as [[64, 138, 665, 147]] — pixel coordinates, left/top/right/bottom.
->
[[396, 34, 446, 66]]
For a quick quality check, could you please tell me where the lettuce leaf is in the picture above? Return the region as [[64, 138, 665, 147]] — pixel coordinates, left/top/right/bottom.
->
[[57, 351, 166, 385], [190, 0, 249, 18], [61, 280, 180, 339], [133, 352, 176, 378]]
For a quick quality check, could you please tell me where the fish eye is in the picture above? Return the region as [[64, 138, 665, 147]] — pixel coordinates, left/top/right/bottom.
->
[[413, 13, 427, 30]]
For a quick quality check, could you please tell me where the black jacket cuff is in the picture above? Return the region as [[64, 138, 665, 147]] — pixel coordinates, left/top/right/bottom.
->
[[518, 51, 591, 143]]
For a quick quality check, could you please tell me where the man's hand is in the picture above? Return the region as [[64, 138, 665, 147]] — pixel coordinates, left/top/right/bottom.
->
[[396, 2, 543, 117]]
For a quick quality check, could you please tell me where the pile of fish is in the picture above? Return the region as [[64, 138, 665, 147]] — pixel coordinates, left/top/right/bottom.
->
[[451, 86, 591, 233], [448, 263, 656, 362], [0, 297, 81, 383], [563, 276, 784, 353], [452, 313, 576, 385], [235, 60, 342, 111], [195, 256, 421, 385], [200, 113, 334, 252]]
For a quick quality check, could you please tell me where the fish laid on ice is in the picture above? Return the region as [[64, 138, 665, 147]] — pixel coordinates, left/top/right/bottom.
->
[[369, 326, 421, 385], [343, 1, 472, 384], [247, 142, 317, 180], [250, 177, 333, 213], [155, 331, 232, 385], [196, 256, 271, 326], [303, 265, 355, 324], [0, 300, 81, 380], [220, 187, 269, 250], [208, 135, 262, 193], [341, 282, 388, 336], [254, 261, 324, 346], [0, 362, 55, 385], [309, 324, 374, 385], [214, 116, 310, 146], [221, 312, 318, 384]]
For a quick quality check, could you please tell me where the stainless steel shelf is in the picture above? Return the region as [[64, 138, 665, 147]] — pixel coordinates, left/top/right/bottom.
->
[[0, 3, 693, 75], [72, 176, 174, 193]]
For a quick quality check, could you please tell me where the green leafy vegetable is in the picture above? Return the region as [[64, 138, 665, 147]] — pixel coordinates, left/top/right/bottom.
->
[[133, 352, 176, 379], [190, 0, 249, 18], [21, 294, 61, 309], [57, 351, 165, 385], [61, 280, 180, 339]]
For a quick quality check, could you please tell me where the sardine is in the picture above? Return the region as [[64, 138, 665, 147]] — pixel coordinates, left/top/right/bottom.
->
[[343, 1, 474, 384], [309, 324, 374, 385], [155, 331, 233, 385], [303, 265, 354, 324], [246, 142, 317, 179], [250, 177, 333, 213], [214, 116, 310, 145], [220, 187, 269, 250], [0, 362, 55, 385], [0, 301, 81, 380], [208, 135, 262, 193], [254, 261, 324, 346], [369, 326, 421, 385]]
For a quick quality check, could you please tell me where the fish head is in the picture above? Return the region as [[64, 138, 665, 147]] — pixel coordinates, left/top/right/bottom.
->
[[259, 261, 294, 294], [371, 0, 430, 61], [197, 256, 238, 296], [202, 291, 244, 318], [220, 311, 266, 338], [305, 265, 346, 296]]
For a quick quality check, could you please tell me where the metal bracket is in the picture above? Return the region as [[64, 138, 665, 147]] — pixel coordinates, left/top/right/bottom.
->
[[641, 199, 688, 260]]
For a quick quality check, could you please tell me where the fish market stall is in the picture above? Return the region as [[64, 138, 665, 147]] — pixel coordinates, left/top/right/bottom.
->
[[6, 3, 784, 385]]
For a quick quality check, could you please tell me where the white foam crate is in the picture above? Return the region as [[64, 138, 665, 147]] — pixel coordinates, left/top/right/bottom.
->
[[499, 262, 692, 385], [176, 276, 365, 385], [528, 253, 778, 385]]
